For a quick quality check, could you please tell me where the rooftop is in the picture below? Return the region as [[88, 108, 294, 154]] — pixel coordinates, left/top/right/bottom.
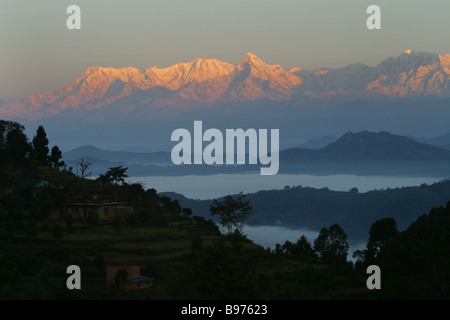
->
[[127, 275, 155, 283]]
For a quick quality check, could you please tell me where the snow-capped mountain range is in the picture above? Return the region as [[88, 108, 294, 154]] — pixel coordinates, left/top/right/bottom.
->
[[1, 50, 450, 120]]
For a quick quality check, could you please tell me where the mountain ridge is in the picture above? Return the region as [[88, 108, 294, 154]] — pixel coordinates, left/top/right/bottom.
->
[[281, 131, 450, 162], [2, 50, 450, 120], [61, 131, 450, 178]]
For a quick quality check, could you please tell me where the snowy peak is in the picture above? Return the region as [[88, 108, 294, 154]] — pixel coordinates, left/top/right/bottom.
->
[[438, 54, 450, 74], [366, 51, 450, 96], [237, 52, 267, 69], [225, 53, 302, 101], [377, 50, 438, 74], [145, 57, 235, 90], [2, 50, 450, 120]]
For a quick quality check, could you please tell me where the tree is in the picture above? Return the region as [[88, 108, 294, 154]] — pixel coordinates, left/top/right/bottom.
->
[[349, 187, 359, 193], [32, 125, 49, 164], [366, 217, 398, 260], [105, 166, 128, 186], [0, 120, 18, 146], [77, 158, 92, 179], [96, 173, 111, 186], [182, 208, 192, 218], [378, 203, 450, 299], [313, 224, 349, 264], [353, 217, 398, 267], [104, 166, 128, 201], [5, 124, 33, 166], [209, 194, 253, 234], [290, 235, 315, 262], [274, 235, 315, 262], [49, 145, 65, 169]]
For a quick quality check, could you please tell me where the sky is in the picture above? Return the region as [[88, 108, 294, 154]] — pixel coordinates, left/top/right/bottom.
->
[[1, 0, 450, 103]]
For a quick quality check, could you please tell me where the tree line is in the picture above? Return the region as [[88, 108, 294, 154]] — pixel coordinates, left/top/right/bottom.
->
[[1, 119, 449, 299]]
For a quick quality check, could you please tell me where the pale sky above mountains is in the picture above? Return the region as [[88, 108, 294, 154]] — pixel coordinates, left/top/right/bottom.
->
[[1, 0, 450, 103]]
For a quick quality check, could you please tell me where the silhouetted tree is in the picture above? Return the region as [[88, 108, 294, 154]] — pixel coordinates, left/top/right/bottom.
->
[[32, 125, 49, 164], [349, 187, 359, 193], [5, 124, 32, 166], [353, 217, 398, 268], [192, 216, 221, 235], [313, 224, 349, 265], [182, 208, 192, 218], [210, 194, 253, 234], [379, 202, 450, 299], [291, 235, 315, 262], [96, 173, 110, 186], [274, 235, 315, 262], [77, 158, 92, 179], [104, 166, 128, 201], [49, 145, 65, 169], [105, 166, 128, 186]]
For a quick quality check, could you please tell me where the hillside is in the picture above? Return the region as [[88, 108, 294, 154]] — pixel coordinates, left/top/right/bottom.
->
[[282, 131, 450, 162], [319, 131, 450, 161], [162, 179, 450, 239], [2, 119, 449, 300]]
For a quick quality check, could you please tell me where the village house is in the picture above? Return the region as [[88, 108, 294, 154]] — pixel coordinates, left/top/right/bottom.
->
[[61, 201, 134, 222], [106, 265, 154, 290]]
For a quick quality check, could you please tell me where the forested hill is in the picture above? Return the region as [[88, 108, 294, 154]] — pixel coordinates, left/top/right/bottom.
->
[[281, 131, 450, 162], [162, 179, 450, 239]]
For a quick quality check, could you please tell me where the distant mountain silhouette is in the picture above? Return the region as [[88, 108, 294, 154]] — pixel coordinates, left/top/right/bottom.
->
[[282, 131, 450, 162], [162, 179, 450, 239], [409, 132, 450, 148], [62, 131, 450, 177], [298, 135, 338, 149], [63, 145, 171, 165], [65, 131, 450, 166]]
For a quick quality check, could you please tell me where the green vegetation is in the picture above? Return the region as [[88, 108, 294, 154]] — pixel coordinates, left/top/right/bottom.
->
[[0, 119, 449, 300]]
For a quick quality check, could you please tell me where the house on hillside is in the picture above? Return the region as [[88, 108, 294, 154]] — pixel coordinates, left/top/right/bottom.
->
[[61, 201, 134, 222], [106, 265, 154, 290]]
